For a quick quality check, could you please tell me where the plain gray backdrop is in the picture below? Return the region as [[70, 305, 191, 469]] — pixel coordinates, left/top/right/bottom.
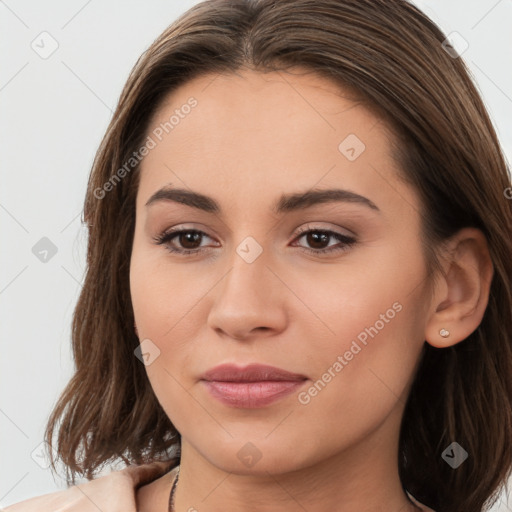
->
[[1, 0, 511, 508]]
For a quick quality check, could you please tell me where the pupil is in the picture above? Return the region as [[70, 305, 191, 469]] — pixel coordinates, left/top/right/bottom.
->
[[181, 232, 201, 249], [308, 232, 328, 249]]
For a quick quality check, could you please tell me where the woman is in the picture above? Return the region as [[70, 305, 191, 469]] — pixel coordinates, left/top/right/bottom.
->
[[6, 0, 512, 511]]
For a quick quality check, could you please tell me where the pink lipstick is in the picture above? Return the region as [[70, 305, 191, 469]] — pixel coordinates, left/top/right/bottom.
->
[[201, 363, 307, 408]]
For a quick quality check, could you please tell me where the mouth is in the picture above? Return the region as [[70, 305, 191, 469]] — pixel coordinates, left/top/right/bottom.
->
[[200, 363, 308, 408]]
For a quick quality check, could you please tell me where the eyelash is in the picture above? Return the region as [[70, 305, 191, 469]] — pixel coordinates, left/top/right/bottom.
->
[[152, 225, 357, 257]]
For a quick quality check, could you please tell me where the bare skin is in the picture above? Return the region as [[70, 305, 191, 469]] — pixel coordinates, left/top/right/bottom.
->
[[130, 67, 493, 512]]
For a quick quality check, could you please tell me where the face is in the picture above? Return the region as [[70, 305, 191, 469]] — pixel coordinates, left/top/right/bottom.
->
[[130, 68, 431, 475]]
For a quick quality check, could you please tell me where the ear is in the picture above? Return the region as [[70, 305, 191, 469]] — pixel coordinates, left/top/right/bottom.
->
[[425, 228, 494, 348]]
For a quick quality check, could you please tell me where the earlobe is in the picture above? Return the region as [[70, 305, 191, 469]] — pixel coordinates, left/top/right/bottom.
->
[[425, 228, 494, 349]]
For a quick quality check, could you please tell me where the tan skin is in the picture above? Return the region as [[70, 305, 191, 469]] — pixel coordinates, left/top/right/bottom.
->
[[130, 68, 493, 512]]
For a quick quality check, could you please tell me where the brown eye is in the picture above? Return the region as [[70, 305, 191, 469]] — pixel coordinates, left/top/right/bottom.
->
[[292, 228, 357, 255], [305, 231, 330, 249], [177, 231, 203, 249], [153, 229, 217, 256]]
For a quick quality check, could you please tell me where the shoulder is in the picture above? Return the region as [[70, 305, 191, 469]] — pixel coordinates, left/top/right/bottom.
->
[[136, 465, 179, 512], [3, 461, 175, 512]]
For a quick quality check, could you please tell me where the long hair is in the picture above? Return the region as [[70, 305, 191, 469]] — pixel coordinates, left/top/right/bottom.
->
[[45, 1, 512, 510]]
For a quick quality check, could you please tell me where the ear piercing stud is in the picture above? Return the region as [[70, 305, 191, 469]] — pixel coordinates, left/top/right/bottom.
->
[[439, 328, 450, 338]]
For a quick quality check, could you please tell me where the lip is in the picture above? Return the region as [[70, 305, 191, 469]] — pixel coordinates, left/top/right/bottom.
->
[[201, 363, 308, 408]]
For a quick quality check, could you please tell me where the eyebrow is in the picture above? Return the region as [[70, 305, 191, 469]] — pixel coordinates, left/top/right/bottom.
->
[[145, 185, 380, 214]]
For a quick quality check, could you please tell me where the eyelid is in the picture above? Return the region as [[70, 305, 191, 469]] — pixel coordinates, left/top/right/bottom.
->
[[153, 222, 358, 257], [154, 222, 354, 242], [294, 222, 356, 238]]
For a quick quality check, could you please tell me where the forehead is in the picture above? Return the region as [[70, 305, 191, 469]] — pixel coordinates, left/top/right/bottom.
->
[[137, 68, 417, 219], [147, 67, 381, 146]]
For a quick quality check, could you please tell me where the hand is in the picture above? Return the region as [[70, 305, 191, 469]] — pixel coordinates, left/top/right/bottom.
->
[[4, 461, 173, 512]]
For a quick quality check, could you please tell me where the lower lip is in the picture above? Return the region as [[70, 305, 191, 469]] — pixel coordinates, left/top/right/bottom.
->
[[202, 380, 306, 408]]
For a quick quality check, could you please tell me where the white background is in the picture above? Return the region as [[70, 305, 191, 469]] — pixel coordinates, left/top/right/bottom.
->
[[1, 0, 511, 509]]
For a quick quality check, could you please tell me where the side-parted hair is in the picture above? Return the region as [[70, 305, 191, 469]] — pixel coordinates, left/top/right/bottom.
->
[[45, 1, 512, 511]]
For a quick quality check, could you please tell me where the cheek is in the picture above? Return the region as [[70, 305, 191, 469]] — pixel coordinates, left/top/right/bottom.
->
[[288, 247, 427, 410], [130, 246, 214, 340], [283, 247, 421, 348], [290, 292, 424, 461], [129, 249, 220, 397], [130, 252, 209, 431]]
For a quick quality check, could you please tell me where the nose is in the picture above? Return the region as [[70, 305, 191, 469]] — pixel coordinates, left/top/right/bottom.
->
[[206, 247, 288, 341]]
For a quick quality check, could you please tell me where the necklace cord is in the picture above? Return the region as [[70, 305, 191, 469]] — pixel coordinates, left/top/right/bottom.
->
[[168, 468, 180, 512]]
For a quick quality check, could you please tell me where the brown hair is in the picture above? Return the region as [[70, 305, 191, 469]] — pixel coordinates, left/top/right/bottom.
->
[[45, 1, 512, 510]]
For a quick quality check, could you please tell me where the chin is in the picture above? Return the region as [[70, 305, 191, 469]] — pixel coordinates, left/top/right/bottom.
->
[[193, 435, 313, 476]]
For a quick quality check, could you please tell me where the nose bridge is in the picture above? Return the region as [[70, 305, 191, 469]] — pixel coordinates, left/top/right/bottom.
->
[[206, 235, 287, 338], [219, 237, 271, 304]]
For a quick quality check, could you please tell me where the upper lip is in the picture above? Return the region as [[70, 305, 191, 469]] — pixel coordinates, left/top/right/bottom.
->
[[201, 363, 307, 382]]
